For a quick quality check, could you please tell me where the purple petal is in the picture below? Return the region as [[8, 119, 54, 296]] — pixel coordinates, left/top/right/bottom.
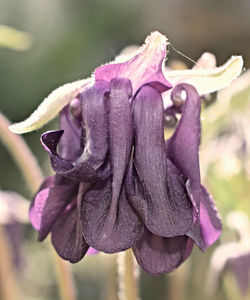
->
[[29, 176, 78, 241], [130, 85, 193, 237], [81, 78, 143, 253], [166, 83, 201, 198], [200, 185, 222, 249], [107, 78, 133, 213], [81, 179, 143, 253], [41, 80, 110, 182], [133, 228, 190, 275], [166, 83, 202, 246], [95, 32, 172, 93], [58, 105, 82, 161], [51, 207, 89, 263], [30, 176, 55, 229]]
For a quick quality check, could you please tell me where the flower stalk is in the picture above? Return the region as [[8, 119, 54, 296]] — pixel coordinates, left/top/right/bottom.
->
[[0, 225, 18, 300], [118, 249, 140, 300], [0, 111, 76, 300]]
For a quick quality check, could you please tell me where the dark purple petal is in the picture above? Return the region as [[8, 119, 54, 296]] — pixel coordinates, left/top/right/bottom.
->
[[107, 78, 133, 214], [29, 181, 78, 241], [41, 80, 110, 182], [183, 238, 194, 260], [166, 83, 202, 247], [38, 175, 56, 191], [51, 207, 89, 263], [199, 185, 222, 250], [130, 85, 193, 237], [166, 83, 201, 200], [81, 79, 143, 252], [58, 105, 82, 161], [81, 179, 143, 253], [132, 228, 190, 275]]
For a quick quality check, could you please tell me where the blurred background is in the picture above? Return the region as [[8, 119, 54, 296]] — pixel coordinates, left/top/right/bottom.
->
[[0, 0, 249, 299]]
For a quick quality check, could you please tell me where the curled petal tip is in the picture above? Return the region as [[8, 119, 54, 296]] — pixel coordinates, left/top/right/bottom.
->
[[9, 78, 92, 134], [145, 31, 168, 52], [167, 55, 244, 95]]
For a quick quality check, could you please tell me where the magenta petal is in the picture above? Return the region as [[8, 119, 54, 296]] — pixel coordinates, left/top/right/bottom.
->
[[200, 185, 222, 249], [29, 176, 55, 230], [87, 247, 99, 255], [95, 32, 172, 93], [133, 228, 190, 275], [51, 207, 89, 263], [166, 83, 201, 199], [131, 85, 193, 237], [29, 181, 78, 241]]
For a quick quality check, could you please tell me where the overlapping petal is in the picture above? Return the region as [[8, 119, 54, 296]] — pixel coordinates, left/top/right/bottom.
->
[[130, 85, 193, 237], [51, 206, 89, 263], [166, 83, 222, 249], [29, 176, 78, 241], [58, 105, 82, 161], [81, 180, 143, 253], [132, 229, 189, 274], [41, 80, 110, 182], [81, 78, 143, 252], [200, 185, 222, 249]]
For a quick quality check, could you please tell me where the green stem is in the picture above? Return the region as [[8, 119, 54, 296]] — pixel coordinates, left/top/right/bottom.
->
[[102, 254, 118, 300], [118, 249, 140, 300], [166, 262, 189, 300], [49, 244, 76, 300], [0, 112, 76, 300]]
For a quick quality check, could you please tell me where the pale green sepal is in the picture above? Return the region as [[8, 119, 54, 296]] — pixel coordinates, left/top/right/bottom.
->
[[9, 78, 93, 134], [0, 24, 32, 51], [166, 56, 244, 95]]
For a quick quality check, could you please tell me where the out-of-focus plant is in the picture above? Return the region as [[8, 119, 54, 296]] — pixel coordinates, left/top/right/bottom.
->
[[0, 191, 29, 268], [0, 25, 32, 51], [206, 211, 250, 299], [201, 69, 250, 216]]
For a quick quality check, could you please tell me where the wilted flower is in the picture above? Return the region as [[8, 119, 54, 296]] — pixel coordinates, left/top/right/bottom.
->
[[10, 31, 243, 274]]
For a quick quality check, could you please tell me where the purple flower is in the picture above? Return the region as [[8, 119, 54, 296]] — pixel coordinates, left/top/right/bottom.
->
[[11, 32, 243, 274]]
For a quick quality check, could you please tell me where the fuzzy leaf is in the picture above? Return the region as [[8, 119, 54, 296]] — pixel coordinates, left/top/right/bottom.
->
[[9, 78, 93, 134]]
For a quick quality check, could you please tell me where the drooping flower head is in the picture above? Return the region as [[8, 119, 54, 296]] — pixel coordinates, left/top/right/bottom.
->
[[9, 32, 243, 274]]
